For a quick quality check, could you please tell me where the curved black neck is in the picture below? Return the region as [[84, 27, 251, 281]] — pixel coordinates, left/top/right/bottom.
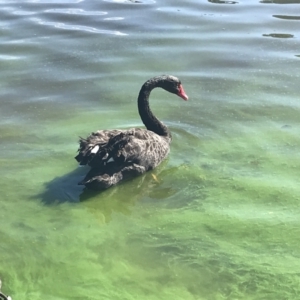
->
[[137, 78, 170, 137]]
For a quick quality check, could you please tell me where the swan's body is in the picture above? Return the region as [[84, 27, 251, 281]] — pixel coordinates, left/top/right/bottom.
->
[[75, 75, 188, 190]]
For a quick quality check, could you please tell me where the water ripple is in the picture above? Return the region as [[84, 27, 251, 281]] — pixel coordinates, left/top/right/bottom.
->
[[104, 17, 124, 20], [24, 0, 84, 2], [30, 17, 127, 36], [12, 10, 36, 16], [0, 54, 23, 61], [45, 8, 107, 16]]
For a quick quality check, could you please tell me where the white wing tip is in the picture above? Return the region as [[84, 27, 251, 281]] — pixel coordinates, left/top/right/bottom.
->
[[90, 145, 100, 154]]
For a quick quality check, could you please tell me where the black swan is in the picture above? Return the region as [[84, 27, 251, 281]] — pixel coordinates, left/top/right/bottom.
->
[[75, 75, 188, 190]]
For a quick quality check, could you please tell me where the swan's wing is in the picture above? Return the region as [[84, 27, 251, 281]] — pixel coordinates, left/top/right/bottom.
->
[[75, 129, 125, 166], [75, 128, 170, 169], [119, 128, 171, 170]]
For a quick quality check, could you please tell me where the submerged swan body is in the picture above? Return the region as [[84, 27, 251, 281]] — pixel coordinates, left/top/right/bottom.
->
[[75, 75, 188, 190]]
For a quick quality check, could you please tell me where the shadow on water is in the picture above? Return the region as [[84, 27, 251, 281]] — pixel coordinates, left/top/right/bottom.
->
[[32, 166, 88, 204], [33, 159, 177, 215], [31, 166, 145, 223]]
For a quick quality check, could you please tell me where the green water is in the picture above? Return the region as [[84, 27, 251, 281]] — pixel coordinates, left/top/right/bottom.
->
[[1, 0, 300, 299], [2, 101, 300, 299]]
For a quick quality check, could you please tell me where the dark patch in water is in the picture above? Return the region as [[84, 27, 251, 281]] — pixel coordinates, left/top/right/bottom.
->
[[263, 33, 294, 38], [32, 167, 87, 204], [260, 0, 300, 3], [273, 15, 300, 20], [208, 0, 238, 3], [281, 124, 292, 129]]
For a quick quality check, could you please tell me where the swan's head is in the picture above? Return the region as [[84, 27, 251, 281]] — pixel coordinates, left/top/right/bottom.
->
[[159, 75, 189, 101]]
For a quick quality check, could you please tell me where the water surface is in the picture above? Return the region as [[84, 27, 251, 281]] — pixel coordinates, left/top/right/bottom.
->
[[0, 0, 300, 299]]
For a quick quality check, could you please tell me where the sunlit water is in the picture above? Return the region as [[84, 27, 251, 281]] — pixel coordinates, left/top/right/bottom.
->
[[0, 0, 300, 299]]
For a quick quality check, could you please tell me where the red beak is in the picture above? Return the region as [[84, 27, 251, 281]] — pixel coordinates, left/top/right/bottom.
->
[[178, 84, 188, 101]]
